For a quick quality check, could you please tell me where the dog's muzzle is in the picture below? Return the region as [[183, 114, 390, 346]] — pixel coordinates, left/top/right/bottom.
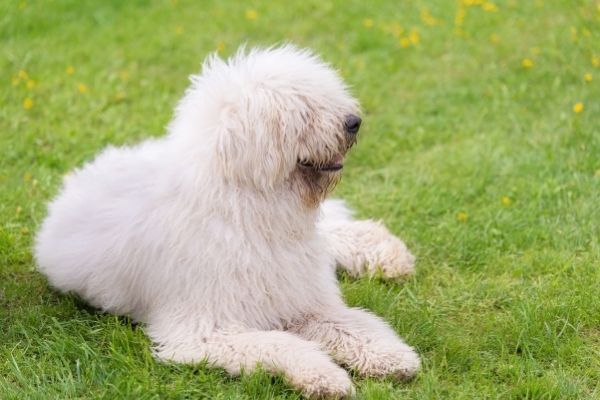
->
[[297, 115, 361, 173]]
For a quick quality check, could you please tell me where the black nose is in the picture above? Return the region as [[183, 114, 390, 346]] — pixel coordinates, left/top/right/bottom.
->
[[344, 115, 361, 135]]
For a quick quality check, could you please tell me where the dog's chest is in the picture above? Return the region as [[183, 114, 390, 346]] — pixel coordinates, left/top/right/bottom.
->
[[220, 237, 336, 329]]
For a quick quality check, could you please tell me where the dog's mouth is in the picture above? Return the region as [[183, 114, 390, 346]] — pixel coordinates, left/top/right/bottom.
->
[[297, 155, 344, 172]]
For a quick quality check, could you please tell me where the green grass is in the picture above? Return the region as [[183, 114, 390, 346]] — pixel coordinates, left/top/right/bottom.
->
[[1, 0, 599, 398]]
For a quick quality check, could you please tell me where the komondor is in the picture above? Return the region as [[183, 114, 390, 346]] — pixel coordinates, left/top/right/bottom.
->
[[35, 45, 420, 398]]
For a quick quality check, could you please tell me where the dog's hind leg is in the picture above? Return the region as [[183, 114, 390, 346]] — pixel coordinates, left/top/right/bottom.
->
[[149, 323, 354, 398], [288, 306, 420, 381], [318, 199, 415, 278]]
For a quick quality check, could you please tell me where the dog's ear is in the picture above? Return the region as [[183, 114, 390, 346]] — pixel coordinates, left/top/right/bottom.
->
[[215, 89, 295, 189]]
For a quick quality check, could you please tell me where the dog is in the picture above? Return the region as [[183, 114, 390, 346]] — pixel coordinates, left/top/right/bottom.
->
[[35, 45, 420, 398]]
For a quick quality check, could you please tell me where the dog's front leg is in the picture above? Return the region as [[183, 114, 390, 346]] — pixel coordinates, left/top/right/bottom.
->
[[152, 326, 354, 398], [288, 307, 420, 381], [318, 199, 415, 278]]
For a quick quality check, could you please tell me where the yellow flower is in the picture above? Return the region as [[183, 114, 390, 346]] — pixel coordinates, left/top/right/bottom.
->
[[572, 102, 584, 113], [592, 55, 600, 68], [409, 29, 420, 45], [362, 18, 374, 28], [78, 83, 88, 93], [455, 7, 466, 27], [584, 73, 592, 82], [457, 212, 468, 222], [245, 9, 258, 20], [66, 66, 75, 75], [23, 97, 33, 110], [522, 58, 534, 68], [26, 79, 35, 89], [501, 196, 511, 206], [420, 8, 438, 26], [482, 2, 498, 12], [216, 41, 226, 53], [400, 37, 411, 48]]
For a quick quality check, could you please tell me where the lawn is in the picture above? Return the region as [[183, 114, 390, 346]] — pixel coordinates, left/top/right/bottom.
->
[[1, 0, 599, 398]]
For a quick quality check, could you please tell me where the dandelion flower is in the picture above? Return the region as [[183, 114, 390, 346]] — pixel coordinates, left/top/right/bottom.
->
[[66, 66, 75, 75], [522, 58, 534, 68], [572, 102, 584, 113], [23, 97, 33, 110], [455, 7, 466, 27], [78, 83, 88, 93], [245, 9, 258, 20], [584, 73, 592, 82], [592, 55, 600, 68], [482, 2, 498, 12], [420, 8, 438, 26], [400, 37, 411, 48], [362, 18, 374, 28], [409, 29, 420, 45], [457, 211, 468, 222], [501, 196, 511, 206]]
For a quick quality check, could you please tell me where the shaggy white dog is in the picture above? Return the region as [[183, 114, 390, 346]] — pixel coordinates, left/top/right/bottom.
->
[[35, 45, 420, 398]]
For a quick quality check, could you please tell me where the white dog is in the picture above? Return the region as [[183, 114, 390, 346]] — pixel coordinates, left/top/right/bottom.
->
[[35, 45, 420, 398]]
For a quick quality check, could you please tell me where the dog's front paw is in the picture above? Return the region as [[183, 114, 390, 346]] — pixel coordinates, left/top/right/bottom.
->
[[292, 363, 355, 399], [358, 343, 421, 382], [367, 233, 416, 279]]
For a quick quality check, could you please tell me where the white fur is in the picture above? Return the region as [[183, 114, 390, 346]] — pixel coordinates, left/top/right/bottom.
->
[[35, 45, 419, 398]]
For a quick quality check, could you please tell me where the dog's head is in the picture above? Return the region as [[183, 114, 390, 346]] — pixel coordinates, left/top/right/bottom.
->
[[174, 45, 360, 207]]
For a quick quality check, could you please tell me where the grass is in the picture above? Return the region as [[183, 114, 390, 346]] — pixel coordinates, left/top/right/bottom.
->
[[1, 0, 599, 398]]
